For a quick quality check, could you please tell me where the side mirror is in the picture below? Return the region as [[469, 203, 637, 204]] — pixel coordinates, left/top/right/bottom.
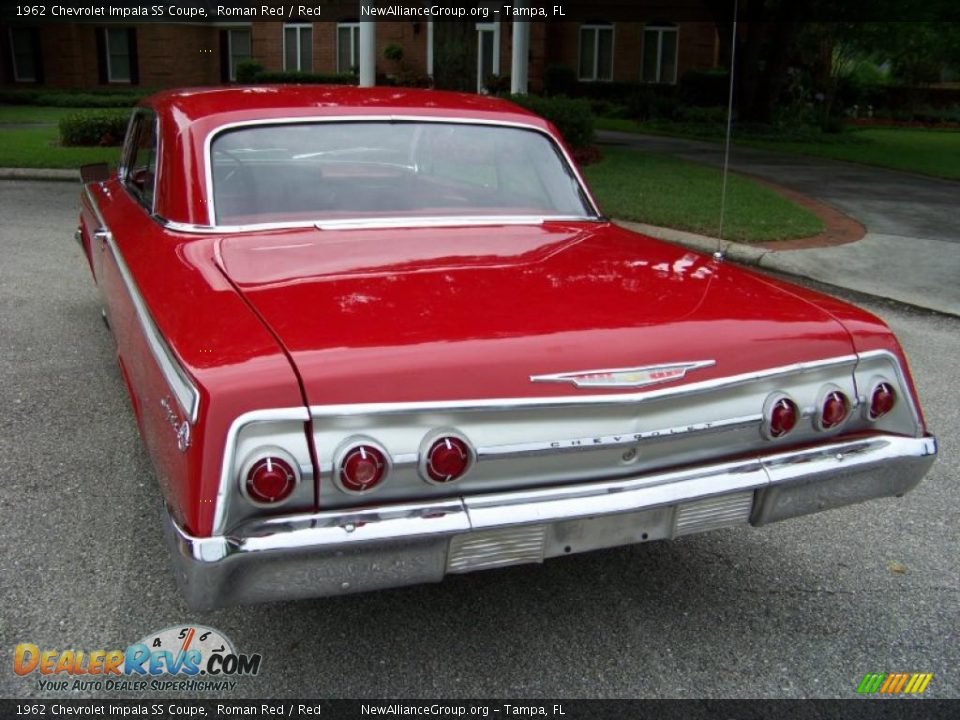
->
[[80, 162, 111, 184]]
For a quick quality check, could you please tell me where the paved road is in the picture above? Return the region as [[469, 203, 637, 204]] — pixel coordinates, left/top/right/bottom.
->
[[1, 181, 957, 699], [598, 130, 960, 316]]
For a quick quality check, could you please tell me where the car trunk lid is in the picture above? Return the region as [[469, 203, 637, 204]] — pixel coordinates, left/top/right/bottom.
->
[[216, 221, 856, 406]]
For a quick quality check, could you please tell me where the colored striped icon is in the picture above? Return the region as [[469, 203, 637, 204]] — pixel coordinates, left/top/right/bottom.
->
[[857, 672, 933, 694]]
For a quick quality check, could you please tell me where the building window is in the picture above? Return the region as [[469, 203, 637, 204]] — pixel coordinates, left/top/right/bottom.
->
[[227, 28, 251, 81], [337, 22, 359, 74], [642, 24, 678, 84], [106, 27, 132, 83], [579, 23, 613, 81], [476, 21, 500, 93], [9, 27, 39, 82], [284, 24, 312, 72]]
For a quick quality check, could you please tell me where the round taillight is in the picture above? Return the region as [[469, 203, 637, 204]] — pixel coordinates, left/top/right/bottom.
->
[[820, 390, 849, 429], [425, 436, 471, 483], [768, 397, 798, 438], [245, 456, 297, 504], [339, 445, 388, 493], [869, 382, 896, 420]]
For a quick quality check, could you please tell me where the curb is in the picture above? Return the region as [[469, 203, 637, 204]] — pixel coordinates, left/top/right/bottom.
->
[[615, 220, 959, 319], [0, 167, 80, 182], [614, 220, 771, 266]]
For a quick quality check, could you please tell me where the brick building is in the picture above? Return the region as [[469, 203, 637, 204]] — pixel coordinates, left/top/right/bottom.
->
[[1, 17, 721, 93]]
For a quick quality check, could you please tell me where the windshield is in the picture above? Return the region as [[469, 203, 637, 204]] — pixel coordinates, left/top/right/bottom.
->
[[209, 121, 596, 226]]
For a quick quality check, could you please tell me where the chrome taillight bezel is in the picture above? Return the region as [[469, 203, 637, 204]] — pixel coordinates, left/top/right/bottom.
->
[[761, 392, 800, 440], [238, 446, 302, 507], [333, 436, 392, 495], [815, 384, 851, 432], [864, 377, 897, 421], [418, 429, 476, 485]]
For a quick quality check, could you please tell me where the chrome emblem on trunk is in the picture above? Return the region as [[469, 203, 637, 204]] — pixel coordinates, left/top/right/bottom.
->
[[530, 360, 716, 389]]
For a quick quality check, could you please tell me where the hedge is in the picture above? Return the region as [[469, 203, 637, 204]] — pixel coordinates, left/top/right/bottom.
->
[[0, 89, 147, 108], [234, 60, 358, 86], [59, 110, 130, 146], [506, 94, 594, 150], [253, 71, 358, 85]]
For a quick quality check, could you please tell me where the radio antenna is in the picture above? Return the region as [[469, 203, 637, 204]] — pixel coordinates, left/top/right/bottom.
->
[[715, 0, 739, 262]]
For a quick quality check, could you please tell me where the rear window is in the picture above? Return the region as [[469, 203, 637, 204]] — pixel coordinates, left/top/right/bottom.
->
[[209, 121, 595, 226]]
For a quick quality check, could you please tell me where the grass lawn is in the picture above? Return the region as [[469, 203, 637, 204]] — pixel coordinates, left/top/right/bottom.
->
[[0, 126, 120, 169], [747, 128, 960, 181], [584, 147, 824, 243], [0, 105, 84, 124], [595, 117, 960, 181], [0, 105, 122, 168]]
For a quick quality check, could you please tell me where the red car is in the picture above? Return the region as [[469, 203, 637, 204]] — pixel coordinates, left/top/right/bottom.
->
[[77, 86, 937, 609]]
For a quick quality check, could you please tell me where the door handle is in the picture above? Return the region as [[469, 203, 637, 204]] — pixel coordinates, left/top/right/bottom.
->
[[93, 229, 110, 248]]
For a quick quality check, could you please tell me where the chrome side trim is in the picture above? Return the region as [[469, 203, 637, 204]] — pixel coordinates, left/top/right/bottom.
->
[[212, 407, 310, 535], [202, 114, 602, 228], [84, 185, 201, 425], [308, 355, 859, 417]]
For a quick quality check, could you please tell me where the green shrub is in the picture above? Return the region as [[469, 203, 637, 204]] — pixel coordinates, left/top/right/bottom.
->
[[624, 87, 657, 120], [678, 69, 731, 107], [677, 105, 728, 124], [543, 64, 577, 97], [506, 94, 594, 149], [59, 110, 130, 146], [384, 44, 404, 63], [483, 74, 511, 96], [0, 89, 146, 107], [235, 59, 264, 83], [252, 70, 358, 85]]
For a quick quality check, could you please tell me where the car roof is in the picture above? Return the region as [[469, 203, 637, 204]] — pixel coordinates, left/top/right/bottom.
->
[[142, 85, 549, 128]]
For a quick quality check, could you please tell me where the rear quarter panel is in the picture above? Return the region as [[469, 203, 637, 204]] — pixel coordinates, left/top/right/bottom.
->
[[83, 180, 305, 535]]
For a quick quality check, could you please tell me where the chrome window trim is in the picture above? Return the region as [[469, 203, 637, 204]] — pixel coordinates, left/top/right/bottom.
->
[[203, 115, 603, 228], [84, 184, 200, 425], [307, 354, 862, 418], [120, 108, 160, 217], [158, 214, 602, 235]]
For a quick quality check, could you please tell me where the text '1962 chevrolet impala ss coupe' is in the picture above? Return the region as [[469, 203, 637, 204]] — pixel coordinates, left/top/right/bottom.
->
[[77, 86, 937, 609]]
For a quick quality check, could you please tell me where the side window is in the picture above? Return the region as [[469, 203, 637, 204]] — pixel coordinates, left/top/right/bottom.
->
[[122, 112, 157, 212]]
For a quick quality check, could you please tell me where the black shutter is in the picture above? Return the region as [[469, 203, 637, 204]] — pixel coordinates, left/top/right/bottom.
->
[[95, 28, 107, 84], [31, 28, 44, 84], [220, 29, 229, 83], [127, 27, 139, 84]]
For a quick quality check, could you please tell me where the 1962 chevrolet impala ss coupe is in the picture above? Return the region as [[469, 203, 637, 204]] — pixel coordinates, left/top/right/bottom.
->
[[77, 86, 937, 609]]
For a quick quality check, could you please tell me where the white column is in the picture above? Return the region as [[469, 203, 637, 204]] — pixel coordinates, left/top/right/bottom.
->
[[510, 4, 530, 94], [359, 21, 376, 87]]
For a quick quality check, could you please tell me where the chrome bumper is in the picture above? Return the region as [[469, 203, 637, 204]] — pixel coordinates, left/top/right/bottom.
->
[[166, 434, 936, 609]]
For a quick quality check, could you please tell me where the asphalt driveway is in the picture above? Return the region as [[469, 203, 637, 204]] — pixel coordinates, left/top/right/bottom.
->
[[598, 130, 960, 316], [0, 180, 957, 699]]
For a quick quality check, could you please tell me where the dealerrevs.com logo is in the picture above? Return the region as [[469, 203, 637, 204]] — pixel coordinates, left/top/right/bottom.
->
[[13, 625, 261, 692]]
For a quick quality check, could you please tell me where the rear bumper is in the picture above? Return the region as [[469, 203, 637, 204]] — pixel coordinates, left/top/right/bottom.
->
[[166, 434, 936, 609]]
